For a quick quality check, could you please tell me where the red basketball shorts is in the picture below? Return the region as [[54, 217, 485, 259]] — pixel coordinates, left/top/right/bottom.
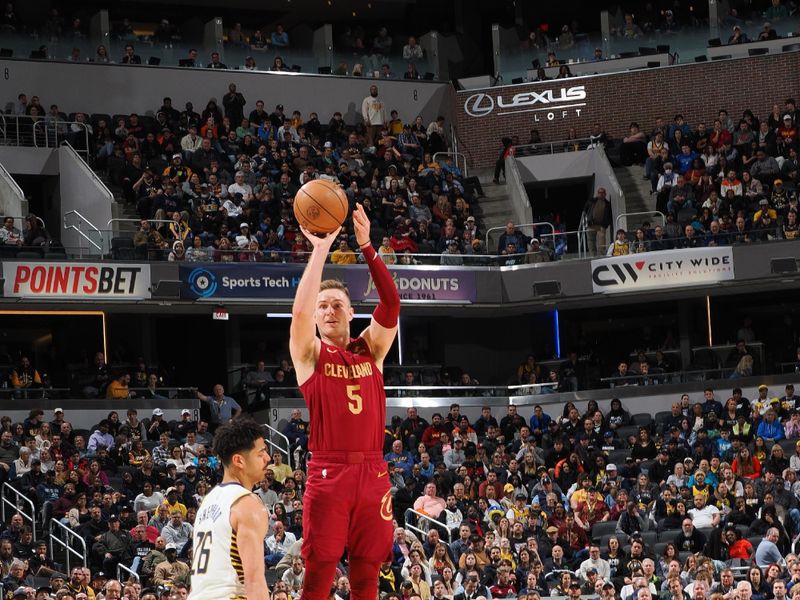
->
[[301, 451, 393, 563]]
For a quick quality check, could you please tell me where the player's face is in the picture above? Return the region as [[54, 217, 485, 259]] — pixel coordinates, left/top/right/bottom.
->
[[315, 289, 354, 338], [240, 437, 271, 483]]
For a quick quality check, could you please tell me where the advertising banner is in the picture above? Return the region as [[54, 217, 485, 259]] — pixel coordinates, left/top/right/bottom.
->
[[590, 247, 734, 294], [179, 264, 477, 303], [3, 261, 151, 299]]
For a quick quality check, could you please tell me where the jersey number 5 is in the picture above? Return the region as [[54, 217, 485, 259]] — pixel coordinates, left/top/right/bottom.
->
[[192, 531, 213, 575], [346, 384, 363, 414]]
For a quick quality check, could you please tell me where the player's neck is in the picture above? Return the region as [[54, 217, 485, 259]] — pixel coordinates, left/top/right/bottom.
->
[[222, 470, 254, 490], [322, 332, 350, 349]]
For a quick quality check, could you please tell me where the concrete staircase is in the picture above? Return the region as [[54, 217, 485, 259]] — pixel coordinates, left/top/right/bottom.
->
[[473, 168, 513, 246], [96, 171, 139, 237], [614, 164, 658, 229]]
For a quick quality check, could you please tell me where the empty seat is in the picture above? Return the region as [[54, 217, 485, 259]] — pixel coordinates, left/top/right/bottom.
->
[[630, 413, 653, 428], [607, 449, 630, 466], [592, 521, 619, 542], [638, 47, 657, 55], [616, 425, 640, 441], [694, 55, 708, 62], [16, 251, 42, 259], [659, 529, 681, 542], [708, 38, 722, 47], [656, 44, 670, 53], [653, 541, 669, 557], [654, 411, 672, 425]]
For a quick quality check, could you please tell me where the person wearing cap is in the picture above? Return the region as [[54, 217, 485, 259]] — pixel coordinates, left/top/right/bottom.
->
[[153, 540, 190, 586], [146, 407, 170, 440], [162, 152, 193, 186], [93, 513, 134, 576]]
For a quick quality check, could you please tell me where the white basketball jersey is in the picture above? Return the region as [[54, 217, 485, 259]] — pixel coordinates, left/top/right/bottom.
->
[[187, 482, 253, 600]]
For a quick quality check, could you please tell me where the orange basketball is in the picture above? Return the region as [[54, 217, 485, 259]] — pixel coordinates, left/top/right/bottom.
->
[[293, 179, 349, 234]]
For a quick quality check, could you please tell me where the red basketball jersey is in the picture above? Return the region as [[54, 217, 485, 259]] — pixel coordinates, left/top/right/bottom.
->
[[299, 337, 386, 453]]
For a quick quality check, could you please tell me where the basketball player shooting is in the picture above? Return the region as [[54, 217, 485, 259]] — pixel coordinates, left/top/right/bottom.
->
[[290, 203, 400, 600], [188, 418, 271, 600]]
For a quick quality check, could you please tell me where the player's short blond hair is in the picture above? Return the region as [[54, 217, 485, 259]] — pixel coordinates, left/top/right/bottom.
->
[[319, 279, 350, 300]]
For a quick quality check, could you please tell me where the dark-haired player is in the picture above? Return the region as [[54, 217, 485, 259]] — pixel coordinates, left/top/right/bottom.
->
[[188, 418, 270, 600], [290, 203, 400, 600]]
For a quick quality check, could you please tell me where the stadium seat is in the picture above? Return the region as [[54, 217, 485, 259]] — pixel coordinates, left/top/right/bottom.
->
[[656, 45, 670, 53], [0, 48, 12, 57], [317, 66, 332, 74], [607, 449, 630, 466], [641, 530, 658, 548], [148, 56, 161, 65], [630, 413, 653, 428], [111, 237, 135, 260], [423, 72, 435, 80], [708, 38, 722, 47], [694, 55, 708, 62], [615, 425, 640, 441], [654, 411, 672, 425], [591, 521, 618, 542], [16, 251, 41, 259], [659, 529, 681, 542], [638, 47, 657, 56], [778, 438, 797, 455]]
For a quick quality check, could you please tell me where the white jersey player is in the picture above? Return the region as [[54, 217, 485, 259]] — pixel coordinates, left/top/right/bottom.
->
[[188, 418, 270, 600]]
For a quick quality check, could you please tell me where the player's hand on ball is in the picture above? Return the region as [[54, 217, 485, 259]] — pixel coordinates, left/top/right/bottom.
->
[[353, 203, 371, 247], [300, 225, 342, 250]]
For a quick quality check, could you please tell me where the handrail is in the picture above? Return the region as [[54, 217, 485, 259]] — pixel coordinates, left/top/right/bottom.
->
[[49, 518, 87, 574], [485, 221, 556, 252], [63, 209, 104, 257], [107, 218, 174, 229], [2, 482, 37, 540], [599, 367, 735, 385], [514, 137, 594, 156], [0, 163, 25, 201], [117, 561, 140, 584], [433, 151, 468, 177], [263, 423, 291, 462], [62, 141, 114, 204], [0, 114, 90, 159], [33, 119, 48, 149], [616, 211, 666, 231], [404, 508, 453, 543]]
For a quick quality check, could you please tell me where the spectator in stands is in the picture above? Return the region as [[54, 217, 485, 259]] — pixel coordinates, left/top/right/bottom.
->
[[120, 44, 141, 64], [583, 188, 612, 256], [207, 51, 227, 69], [195, 384, 241, 428]]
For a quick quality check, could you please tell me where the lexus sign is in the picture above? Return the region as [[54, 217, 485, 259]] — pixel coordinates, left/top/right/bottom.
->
[[590, 248, 735, 294], [463, 86, 587, 119]]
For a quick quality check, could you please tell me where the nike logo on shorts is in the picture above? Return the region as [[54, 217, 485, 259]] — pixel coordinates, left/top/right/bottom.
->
[[377, 471, 388, 478]]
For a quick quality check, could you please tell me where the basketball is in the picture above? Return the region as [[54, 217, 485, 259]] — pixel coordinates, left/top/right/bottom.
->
[[293, 179, 349, 235]]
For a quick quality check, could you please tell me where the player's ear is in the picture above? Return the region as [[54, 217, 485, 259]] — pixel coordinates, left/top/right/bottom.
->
[[347, 303, 354, 322]]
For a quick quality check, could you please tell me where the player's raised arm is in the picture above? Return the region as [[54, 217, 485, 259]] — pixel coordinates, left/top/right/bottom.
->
[[289, 226, 341, 378], [354, 204, 400, 366], [230, 494, 270, 600]]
